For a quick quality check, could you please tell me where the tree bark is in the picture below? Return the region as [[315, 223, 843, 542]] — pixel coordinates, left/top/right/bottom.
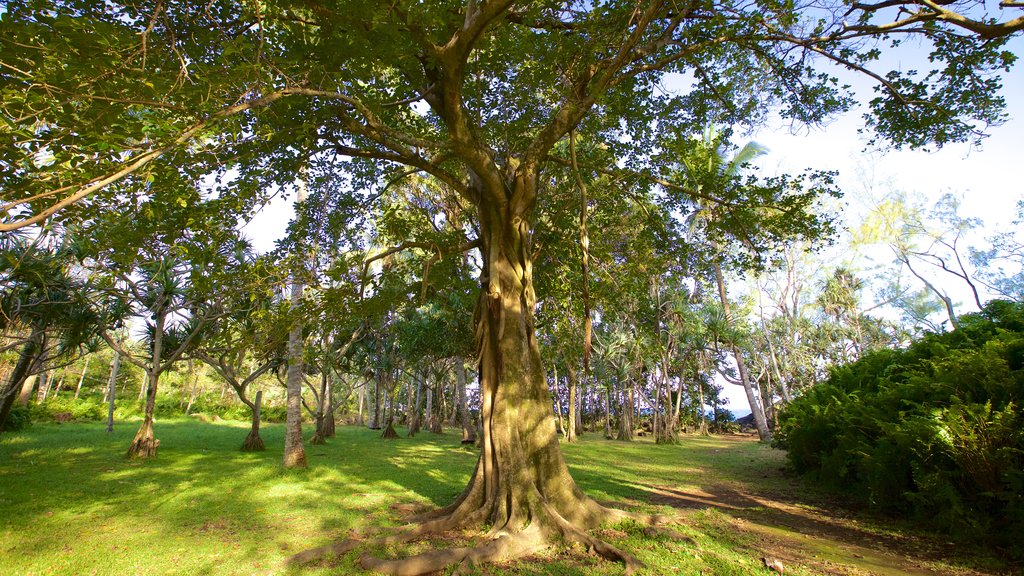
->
[[106, 352, 120, 433], [714, 262, 771, 441], [74, 354, 91, 399], [455, 356, 475, 444], [0, 332, 42, 432], [352, 175, 639, 574], [127, 310, 165, 459], [408, 372, 423, 436], [35, 370, 50, 404], [283, 282, 308, 466], [242, 390, 266, 451], [311, 370, 329, 445], [564, 362, 578, 442], [323, 376, 336, 439], [551, 363, 565, 436]]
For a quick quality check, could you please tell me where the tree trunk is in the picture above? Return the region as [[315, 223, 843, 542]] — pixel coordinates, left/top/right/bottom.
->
[[126, 368, 160, 458], [323, 376, 336, 439], [0, 333, 42, 432], [455, 356, 475, 444], [242, 390, 266, 451], [283, 275, 308, 467], [52, 371, 66, 398], [356, 381, 365, 426], [75, 355, 91, 400], [18, 375, 36, 407], [381, 384, 399, 439], [128, 309, 165, 459], [35, 370, 50, 404], [355, 179, 639, 574], [106, 352, 120, 433], [714, 262, 771, 442], [408, 372, 423, 436], [617, 383, 633, 442], [564, 362, 578, 442], [427, 385, 442, 434], [551, 363, 565, 436], [369, 378, 381, 429], [603, 386, 612, 439], [311, 370, 329, 445]]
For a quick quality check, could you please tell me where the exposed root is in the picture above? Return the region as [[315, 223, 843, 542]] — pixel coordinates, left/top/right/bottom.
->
[[241, 431, 265, 452], [285, 538, 361, 566], [539, 500, 643, 575], [360, 523, 547, 576], [287, 492, 663, 576]]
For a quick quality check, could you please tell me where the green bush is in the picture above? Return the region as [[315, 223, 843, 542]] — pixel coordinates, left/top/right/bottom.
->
[[776, 300, 1024, 553], [31, 396, 105, 422], [4, 405, 32, 431]]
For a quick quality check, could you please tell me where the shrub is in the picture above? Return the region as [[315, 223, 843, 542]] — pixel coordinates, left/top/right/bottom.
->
[[776, 300, 1024, 553], [4, 405, 32, 431]]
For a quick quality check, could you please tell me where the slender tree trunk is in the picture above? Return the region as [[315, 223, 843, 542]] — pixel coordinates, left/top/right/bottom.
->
[[35, 370, 51, 404], [565, 362, 578, 442], [369, 378, 381, 429], [311, 369, 330, 445], [381, 381, 399, 439], [455, 356, 475, 444], [603, 386, 612, 439], [73, 355, 89, 400], [242, 391, 266, 451], [617, 382, 633, 441], [106, 352, 120, 433], [52, 371, 66, 398], [714, 262, 771, 441], [323, 376, 336, 438], [283, 288, 308, 466], [570, 130, 593, 443], [551, 363, 565, 436], [695, 366, 708, 436], [0, 334, 42, 432], [128, 310, 165, 459], [408, 372, 423, 436], [356, 382, 365, 426], [427, 384, 442, 434]]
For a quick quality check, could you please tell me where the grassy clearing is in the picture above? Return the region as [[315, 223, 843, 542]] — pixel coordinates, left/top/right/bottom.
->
[[0, 419, 1009, 576]]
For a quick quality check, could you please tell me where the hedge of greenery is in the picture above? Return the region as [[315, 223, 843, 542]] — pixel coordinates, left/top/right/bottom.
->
[[26, 394, 287, 426], [775, 300, 1024, 552]]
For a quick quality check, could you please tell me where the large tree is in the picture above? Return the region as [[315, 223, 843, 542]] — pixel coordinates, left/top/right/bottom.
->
[[2, 0, 1020, 572]]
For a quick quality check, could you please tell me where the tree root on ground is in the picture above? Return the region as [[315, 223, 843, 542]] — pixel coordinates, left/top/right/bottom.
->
[[284, 497, 680, 575]]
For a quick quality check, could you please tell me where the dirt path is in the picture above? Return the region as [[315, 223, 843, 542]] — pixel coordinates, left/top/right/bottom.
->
[[645, 437, 1007, 576]]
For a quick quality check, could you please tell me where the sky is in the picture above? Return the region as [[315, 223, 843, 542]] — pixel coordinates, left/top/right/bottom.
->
[[241, 33, 1024, 417]]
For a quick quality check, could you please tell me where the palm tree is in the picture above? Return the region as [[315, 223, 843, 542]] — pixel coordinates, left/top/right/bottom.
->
[[675, 126, 773, 441]]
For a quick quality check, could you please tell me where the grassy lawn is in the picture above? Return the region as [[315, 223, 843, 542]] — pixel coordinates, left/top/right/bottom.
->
[[0, 419, 1008, 576]]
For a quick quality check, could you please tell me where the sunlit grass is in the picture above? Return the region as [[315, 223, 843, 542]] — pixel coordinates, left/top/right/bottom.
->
[[0, 420, 1004, 575]]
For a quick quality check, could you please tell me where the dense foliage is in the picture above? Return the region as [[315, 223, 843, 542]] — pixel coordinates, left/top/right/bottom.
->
[[776, 300, 1024, 550]]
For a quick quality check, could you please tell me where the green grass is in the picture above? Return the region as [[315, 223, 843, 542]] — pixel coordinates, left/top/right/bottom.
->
[[0, 420, 1006, 576]]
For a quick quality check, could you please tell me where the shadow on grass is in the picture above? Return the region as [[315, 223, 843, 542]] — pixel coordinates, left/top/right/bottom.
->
[[0, 419, 476, 575]]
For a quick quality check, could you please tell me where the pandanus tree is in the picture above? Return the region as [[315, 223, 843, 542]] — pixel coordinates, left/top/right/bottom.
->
[[191, 249, 288, 451], [0, 235, 101, 432], [2, 0, 1022, 571]]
